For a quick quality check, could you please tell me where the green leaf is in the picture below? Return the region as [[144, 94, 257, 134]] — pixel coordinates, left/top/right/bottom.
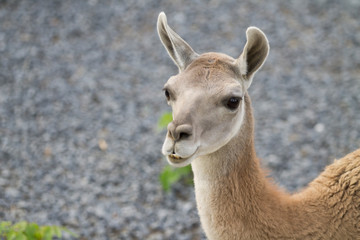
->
[[13, 221, 27, 233], [6, 231, 17, 240], [0, 221, 78, 240], [14, 233, 27, 240], [0, 221, 12, 235], [24, 222, 39, 239], [159, 165, 193, 191], [176, 165, 192, 176], [159, 165, 172, 191], [34, 229, 43, 239], [42, 226, 53, 240], [52, 226, 62, 238], [157, 112, 172, 130]]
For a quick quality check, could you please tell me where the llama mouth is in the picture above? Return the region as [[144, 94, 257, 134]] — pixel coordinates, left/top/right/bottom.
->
[[167, 150, 198, 165], [168, 154, 186, 163]]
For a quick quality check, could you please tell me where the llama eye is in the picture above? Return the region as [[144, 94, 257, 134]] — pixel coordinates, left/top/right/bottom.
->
[[226, 97, 241, 110], [164, 89, 170, 101]]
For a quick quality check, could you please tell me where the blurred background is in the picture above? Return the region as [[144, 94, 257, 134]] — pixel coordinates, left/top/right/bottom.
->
[[0, 0, 359, 239]]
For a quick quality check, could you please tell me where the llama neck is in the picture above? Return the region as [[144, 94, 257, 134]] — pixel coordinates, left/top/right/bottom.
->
[[191, 94, 299, 239]]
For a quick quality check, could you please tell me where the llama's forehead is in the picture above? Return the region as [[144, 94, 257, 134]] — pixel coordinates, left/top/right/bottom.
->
[[187, 52, 238, 74], [167, 52, 241, 91]]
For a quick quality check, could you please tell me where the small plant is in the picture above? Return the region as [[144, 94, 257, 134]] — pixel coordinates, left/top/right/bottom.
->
[[157, 112, 193, 192], [157, 112, 173, 130], [159, 165, 193, 192], [0, 221, 77, 240]]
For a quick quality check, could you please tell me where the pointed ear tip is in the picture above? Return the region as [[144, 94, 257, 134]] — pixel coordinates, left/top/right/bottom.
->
[[158, 12, 167, 22], [246, 26, 266, 36], [246, 26, 259, 31], [246, 26, 269, 46]]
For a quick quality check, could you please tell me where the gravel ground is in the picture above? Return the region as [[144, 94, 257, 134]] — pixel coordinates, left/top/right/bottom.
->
[[0, 0, 359, 239]]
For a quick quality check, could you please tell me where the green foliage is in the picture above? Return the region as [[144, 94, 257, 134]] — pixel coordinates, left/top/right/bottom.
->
[[0, 221, 77, 240], [159, 165, 193, 192], [157, 112, 173, 130], [157, 112, 193, 192]]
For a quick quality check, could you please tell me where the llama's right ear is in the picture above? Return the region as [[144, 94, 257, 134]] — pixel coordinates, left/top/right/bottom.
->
[[237, 27, 269, 89], [157, 12, 198, 72]]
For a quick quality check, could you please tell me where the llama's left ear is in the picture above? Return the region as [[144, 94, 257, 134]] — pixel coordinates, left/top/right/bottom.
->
[[237, 27, 269, 89], [157, 12, 199, 72]]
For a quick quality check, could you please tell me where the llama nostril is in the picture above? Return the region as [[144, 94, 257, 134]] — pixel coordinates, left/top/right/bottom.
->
[[168, 123, 192, 141], [179, 132, 191, 140], [175, 124, 192, 141]]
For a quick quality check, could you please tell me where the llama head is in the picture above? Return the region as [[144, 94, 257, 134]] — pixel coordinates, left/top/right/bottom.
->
[[157, 12, 269, 167]]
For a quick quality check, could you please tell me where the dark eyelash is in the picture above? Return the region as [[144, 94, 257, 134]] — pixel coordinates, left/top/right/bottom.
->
[[163, 88, 171, 101]]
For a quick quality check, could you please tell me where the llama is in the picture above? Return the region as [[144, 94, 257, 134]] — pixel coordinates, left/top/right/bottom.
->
[[157, 12, 360, 239]]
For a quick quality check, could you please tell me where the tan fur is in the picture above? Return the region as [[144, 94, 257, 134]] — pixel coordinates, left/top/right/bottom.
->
[[157, 12, 360, 239]]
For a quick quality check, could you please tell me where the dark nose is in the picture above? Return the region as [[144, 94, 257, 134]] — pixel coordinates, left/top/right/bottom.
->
[[167, 122, 193, 141]]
